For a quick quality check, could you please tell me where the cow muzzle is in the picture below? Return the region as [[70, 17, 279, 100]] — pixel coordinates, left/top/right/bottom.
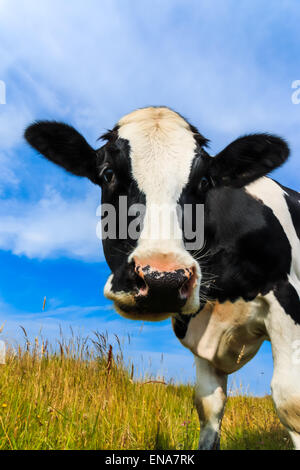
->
[[104, 254, 201, 321], [134, 262, 196, 301], [130, 255, 199, 315]]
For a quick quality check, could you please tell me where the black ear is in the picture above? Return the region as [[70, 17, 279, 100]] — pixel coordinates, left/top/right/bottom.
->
[[210, 133, 289, 187], [24, 121, 99, 184]]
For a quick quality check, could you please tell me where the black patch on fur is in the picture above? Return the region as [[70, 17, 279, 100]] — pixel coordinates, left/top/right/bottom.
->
[[110, 261, 138, 293], [172, 303, 205, 340], [100, 137, 145, 274], [274, 281, 300, 325], [202, 186, 292, 302], [173, 314, 193, 339]]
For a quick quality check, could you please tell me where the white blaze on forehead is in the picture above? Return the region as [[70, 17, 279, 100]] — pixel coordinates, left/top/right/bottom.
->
[[118, 107, 197, 204], [118, 107, 198, 261]]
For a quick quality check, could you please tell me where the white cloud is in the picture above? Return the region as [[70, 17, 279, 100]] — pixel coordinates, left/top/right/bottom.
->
[[1, 0, 298, 139], [0, 186, 103, 260]]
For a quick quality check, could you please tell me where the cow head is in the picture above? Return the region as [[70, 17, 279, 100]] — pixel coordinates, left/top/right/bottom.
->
[[25, 107, 289, 320]]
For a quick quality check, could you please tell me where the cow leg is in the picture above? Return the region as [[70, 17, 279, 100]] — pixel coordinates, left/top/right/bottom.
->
[[265, 290, 300, 449], [194, 356, 227, 450]]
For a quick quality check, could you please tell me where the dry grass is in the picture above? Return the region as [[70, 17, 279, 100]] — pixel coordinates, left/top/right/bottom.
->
[[0, 330, 292, 450]]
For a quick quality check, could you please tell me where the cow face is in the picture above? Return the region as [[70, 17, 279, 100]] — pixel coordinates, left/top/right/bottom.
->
[[25, 107, 289, 321]]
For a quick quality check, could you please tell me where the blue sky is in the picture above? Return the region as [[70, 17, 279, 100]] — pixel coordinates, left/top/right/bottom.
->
[[0, 0, 300, 394]]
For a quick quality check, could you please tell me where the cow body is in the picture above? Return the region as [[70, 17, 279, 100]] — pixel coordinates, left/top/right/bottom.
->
[[173, 176, 300, 449], [25, 106, 300, 449]]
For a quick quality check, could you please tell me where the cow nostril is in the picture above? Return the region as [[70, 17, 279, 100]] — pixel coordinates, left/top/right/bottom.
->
[[179, 279, 190, 300], [134, 269, 148, 296], [179, 268, 196, 300]]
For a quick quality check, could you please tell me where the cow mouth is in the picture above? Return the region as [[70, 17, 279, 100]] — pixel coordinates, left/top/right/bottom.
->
[[113, 300, 173, 322], [104, 285, 200, 322], [105, 286, 181, 321]]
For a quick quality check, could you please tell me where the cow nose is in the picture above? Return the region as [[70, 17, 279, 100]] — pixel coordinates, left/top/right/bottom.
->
[[134, 263, 195, 300]]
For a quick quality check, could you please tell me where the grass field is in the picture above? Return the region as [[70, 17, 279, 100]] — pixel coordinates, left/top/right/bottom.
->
[[0, 330, 292, 450]]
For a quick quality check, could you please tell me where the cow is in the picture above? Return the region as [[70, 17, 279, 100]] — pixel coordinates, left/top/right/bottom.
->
[[25, 106, 300, 450]]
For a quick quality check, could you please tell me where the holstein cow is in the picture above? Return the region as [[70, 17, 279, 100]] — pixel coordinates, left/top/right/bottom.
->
[[25, 106, 300, 450]]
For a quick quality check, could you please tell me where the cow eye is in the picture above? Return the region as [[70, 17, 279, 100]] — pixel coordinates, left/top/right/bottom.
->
[[198, 176, 210, 192], [102, 168, 114, 184]]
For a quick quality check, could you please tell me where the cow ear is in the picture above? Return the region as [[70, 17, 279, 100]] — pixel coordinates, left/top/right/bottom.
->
[[209, 134, 289, 188], [24, 121, 99, 184]]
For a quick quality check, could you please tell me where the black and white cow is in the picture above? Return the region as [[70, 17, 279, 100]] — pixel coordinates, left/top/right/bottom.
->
[[25, 106, 300, 450]]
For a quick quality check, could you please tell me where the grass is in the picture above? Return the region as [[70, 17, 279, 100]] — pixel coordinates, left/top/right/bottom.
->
[[0, 330, 292, 450]]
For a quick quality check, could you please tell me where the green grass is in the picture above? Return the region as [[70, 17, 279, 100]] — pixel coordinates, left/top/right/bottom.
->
[[0, 331, 292, 450]]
